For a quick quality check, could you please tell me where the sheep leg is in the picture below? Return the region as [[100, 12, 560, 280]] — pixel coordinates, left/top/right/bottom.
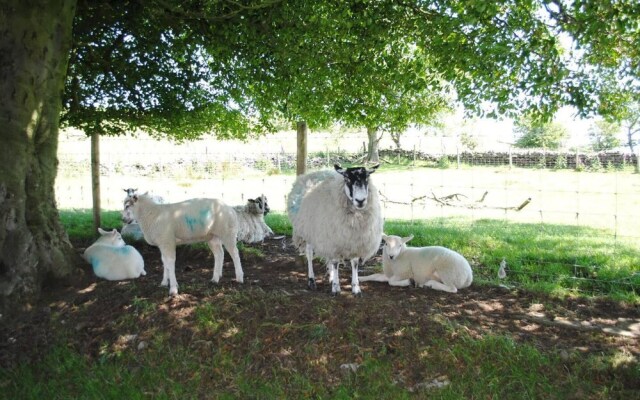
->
[[208, 237, 225, 283], [358, 273, 389, 282], [329, 260, 340, 296], [421, 280, 458, 293], [388, 277, 413, 287], [160, 265, 169, 287], [305, 243, 316, 290], [350, 258, 362, 297], [159, 246, 178, 296], [222, 237, 244, 284]]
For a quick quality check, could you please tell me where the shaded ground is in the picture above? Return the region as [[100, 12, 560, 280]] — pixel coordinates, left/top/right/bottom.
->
[[1, 237, 639, 389]]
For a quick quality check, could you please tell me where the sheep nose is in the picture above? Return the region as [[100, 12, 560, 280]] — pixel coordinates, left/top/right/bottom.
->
[[355, 199, 366, 208]]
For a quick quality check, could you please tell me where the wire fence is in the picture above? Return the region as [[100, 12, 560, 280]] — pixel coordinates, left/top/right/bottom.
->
[[56, 130, 640, 297]]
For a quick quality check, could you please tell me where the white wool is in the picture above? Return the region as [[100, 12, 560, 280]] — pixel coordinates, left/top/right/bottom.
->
[[121, 221, 144, 241], [131, 193, 243, 295], [121, 189, 164, 240], [83, 228, 145, 281], [360, 234, 472, 293], [287, 168, 383, 295], [233, 196, 273, 243], [289, 171, 382, 260]]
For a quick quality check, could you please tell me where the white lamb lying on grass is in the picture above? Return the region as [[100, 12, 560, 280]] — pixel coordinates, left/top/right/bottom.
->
[[83, 228, 146, 281], [128, 192, 244, 296], [360, 234, 473, 293]]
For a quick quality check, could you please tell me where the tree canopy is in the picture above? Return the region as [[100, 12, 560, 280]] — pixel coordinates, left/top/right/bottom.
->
[[62, 0, 640, 140], [3, 0, 640, 310]]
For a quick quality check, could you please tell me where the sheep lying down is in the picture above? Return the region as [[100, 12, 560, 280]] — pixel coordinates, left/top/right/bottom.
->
[[360, 234, 473, 293], [83, 228, 146, 281]]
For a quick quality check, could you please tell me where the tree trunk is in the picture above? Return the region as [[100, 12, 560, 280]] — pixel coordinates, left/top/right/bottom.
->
[[296, 121, 308, 176], [0, 0, 80, 313], [366, 126, 381, 163]]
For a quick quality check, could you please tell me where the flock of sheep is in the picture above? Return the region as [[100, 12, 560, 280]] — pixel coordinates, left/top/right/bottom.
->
[[83, 164, 473, 296]]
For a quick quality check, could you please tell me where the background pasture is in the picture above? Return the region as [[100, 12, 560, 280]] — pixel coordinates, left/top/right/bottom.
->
[[55, 129, 640, 299]]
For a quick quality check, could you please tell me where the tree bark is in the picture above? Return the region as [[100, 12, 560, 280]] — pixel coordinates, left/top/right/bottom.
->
[[366, 126, 381, 163], [296, 121, 308, 176], [0, 0, 80, 313]]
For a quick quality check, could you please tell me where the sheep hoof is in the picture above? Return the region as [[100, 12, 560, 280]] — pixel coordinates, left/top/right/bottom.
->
[[410, 278, 416, 287], [331, 291, 339, 297], [353, 291, 363, 298], [307, 278, 317, 290]]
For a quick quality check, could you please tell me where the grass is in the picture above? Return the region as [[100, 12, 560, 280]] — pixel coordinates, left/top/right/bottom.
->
[[8, 209, 633, 398], [65, 209, 640, 302], [2, 287, 638, 399], [266, 212, 640, 302]]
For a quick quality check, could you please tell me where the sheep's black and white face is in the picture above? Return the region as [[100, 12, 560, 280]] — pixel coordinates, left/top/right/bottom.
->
[[122, 196, 137, 224], [253, 195, 270, 215], [123, 188, 138, 198], [335, 164, 379, 209], [121, 188, 138, 224]]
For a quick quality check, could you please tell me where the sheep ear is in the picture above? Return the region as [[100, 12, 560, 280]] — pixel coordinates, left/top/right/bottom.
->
[[98, 227, 108, 235], [402, 234, 414, 243], [381, 234, 389, 242], [248, 198, 256, 203], [367, 164, 380, 174], [334, 164, 345, 175]]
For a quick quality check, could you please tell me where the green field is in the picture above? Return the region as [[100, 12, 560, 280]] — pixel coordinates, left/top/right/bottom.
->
[[2, 209, 638, 399]]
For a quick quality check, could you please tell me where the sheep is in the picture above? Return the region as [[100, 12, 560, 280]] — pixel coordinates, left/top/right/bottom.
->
[[360, 234, 473, 293], [233, 194, 274, 243], [287, 164, 383, 296], [128, 192, 243, 295], [83, 228, 146, 281], [121, 188, 165, 241]]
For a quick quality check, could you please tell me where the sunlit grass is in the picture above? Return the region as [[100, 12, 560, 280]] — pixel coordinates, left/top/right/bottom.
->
[[59, 209, 123, 240]]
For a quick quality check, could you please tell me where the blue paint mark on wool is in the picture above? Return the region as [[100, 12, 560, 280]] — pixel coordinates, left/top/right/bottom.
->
[[199, 208, 211, 222], [184, 209, 211, 232], [184, 216, 198, 232], [113, 246, 131, 255], [89, 256, 100, 271]]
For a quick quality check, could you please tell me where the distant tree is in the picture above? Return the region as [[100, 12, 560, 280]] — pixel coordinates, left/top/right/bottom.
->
[[460, 131, 479, 152], [620, 102, 640, 154], [588, 120, 622, 151], [514, 116, 568, 150]]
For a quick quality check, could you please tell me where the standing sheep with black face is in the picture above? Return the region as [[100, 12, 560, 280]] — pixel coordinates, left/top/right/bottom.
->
[[287, 164, 383, 296]]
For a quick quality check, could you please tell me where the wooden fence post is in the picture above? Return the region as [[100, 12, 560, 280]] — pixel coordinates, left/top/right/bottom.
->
[[91, 131, 101, 232]]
